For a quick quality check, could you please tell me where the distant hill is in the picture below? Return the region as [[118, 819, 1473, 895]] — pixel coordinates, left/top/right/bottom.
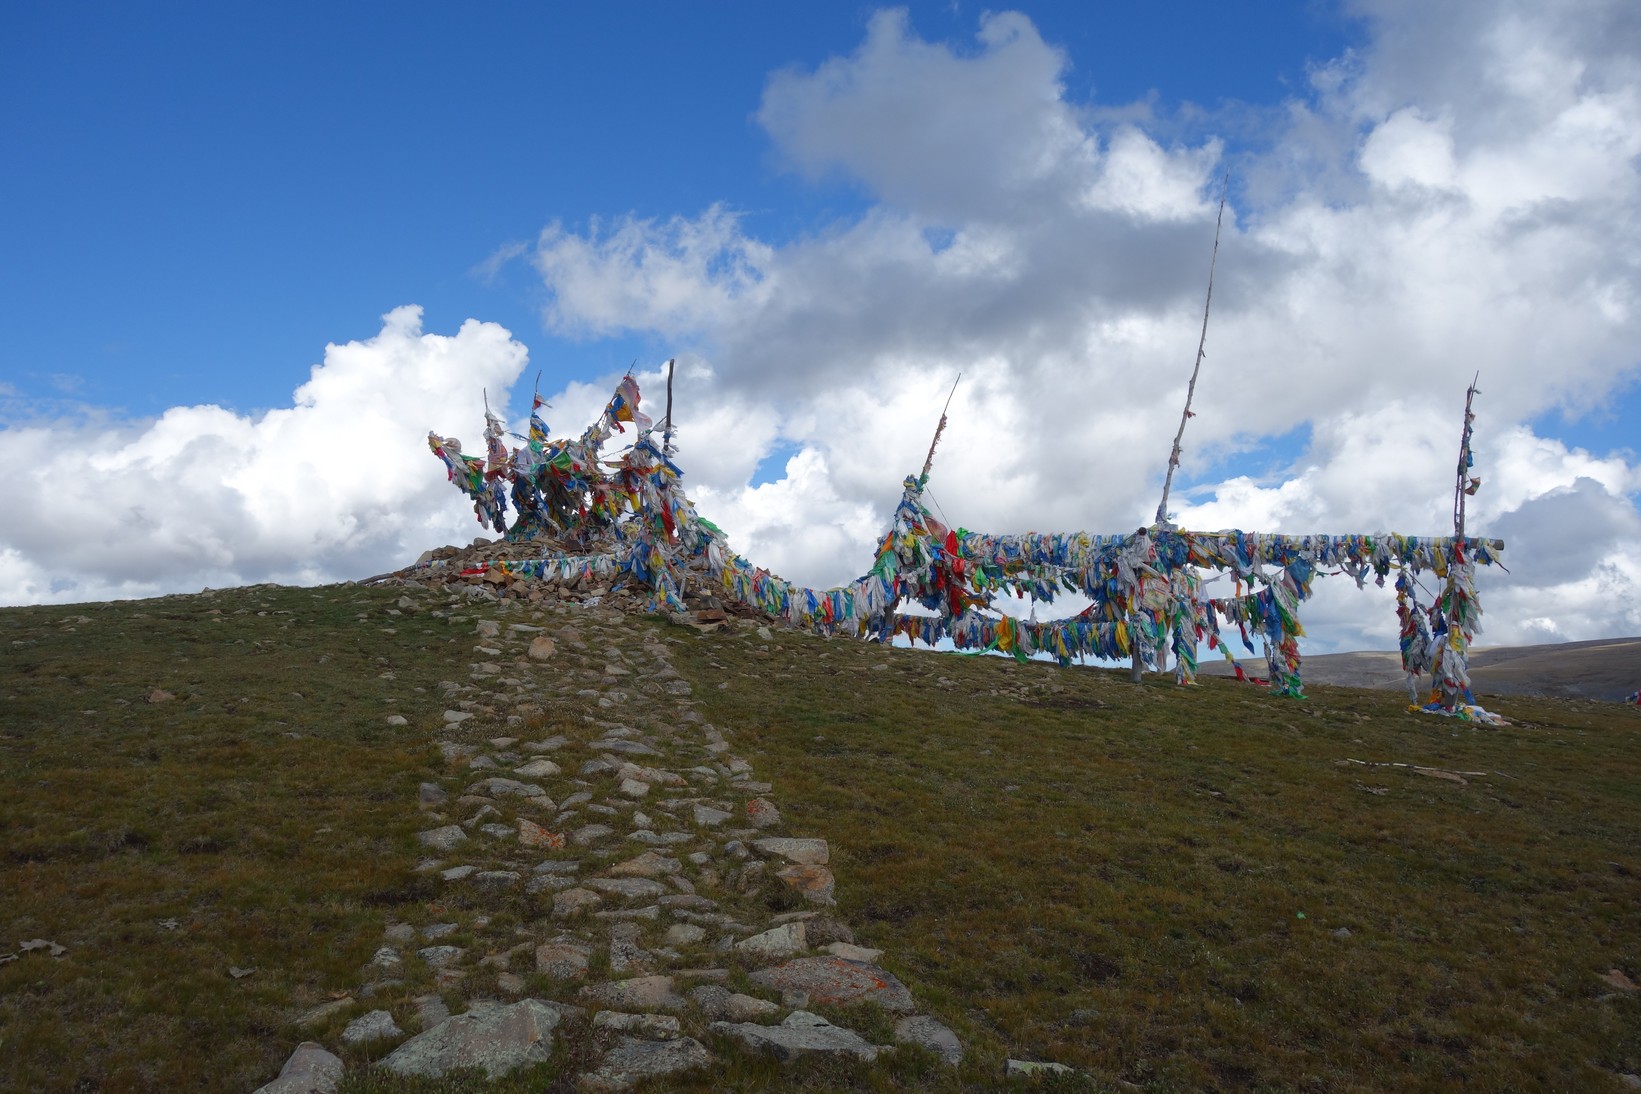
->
[[1199, 636, 1640, 703]]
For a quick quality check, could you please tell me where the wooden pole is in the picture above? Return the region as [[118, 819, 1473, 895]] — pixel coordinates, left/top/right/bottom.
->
[[663, 358, 676, 456], [919, 373, 962, 485], [1155, 172, 1230, 527]]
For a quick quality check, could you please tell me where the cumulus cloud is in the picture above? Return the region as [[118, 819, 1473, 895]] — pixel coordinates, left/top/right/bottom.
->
[[0, 306, 528, 604], [6, 2, 1637, 659], [526, 1, 1641, 651]]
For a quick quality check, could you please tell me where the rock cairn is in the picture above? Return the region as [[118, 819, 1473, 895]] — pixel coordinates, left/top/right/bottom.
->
[[253, 578, 961, 1092]]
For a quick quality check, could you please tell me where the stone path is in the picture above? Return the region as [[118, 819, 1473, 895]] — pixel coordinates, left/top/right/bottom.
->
[[253, 582, 962, 1092]]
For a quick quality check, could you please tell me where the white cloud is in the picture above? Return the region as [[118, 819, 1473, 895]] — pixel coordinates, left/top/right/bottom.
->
[[526, 1, 1641, 650], [0, 306, 527, 605]]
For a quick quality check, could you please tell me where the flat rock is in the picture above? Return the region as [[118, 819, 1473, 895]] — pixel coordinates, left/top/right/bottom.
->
[[553, 888, 603, 918], [591, 1011, 682, 1038], [418, 945, 465, 968], [618, 778, 650, 798], [1006, 1059, 1077, 1078], [513, 759, 562, 779], [443, 710, 474, 724], [744, 797, 781, 828], [593, 738, 661, 756], [585, 877, 668, 900], [572, 824, 615, 846], [580, 975, 686, 1011], [418, 825, 467, 852], [251, 1041, 343, 1094], [605, 851, 680, 878], [735, 922, 807, 959], [379, 999, 561, 1079], [895, 1015, 963, 1066], [536, 942, 591, 980], [465, 777, 550, 802], [750, 838, 828, 865], [517, 818, 564, 849], [748, 957, 915, 1012], [825, 941, 883, 962], [692, 804, 731, 827], [340, 1008, 404, 1045], [776, 864, 835, 905], [690, 984, 780, 1022], [665, 924, 707, 947], [580, 1035, 713, 1092], [711, 1010, 881, 1062]]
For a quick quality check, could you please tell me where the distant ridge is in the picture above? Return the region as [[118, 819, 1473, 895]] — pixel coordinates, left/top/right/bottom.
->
[[1199, 636, 1640, 703]]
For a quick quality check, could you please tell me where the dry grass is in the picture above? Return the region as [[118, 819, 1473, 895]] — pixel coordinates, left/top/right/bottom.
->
[[2, 583, 1638, 1092]]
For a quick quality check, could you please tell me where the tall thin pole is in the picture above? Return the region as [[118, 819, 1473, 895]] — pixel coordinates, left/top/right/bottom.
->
[[663, 358, 676, 456], [1155, 172, 1231, 527], [919, 373, 962, 485], [1452, 373, 1480, 539]]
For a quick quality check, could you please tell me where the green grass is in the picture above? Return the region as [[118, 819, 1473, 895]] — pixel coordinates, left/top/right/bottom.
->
[[666, 626, 1641, 1092], [2, 583, 1638, 1092]]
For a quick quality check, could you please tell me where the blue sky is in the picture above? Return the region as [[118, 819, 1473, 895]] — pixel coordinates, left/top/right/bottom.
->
[[2, 1, 1638, 651], [3, 2, 1359, 418]]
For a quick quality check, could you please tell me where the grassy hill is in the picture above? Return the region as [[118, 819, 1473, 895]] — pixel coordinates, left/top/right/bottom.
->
[[2, 581, 1638, 1092]]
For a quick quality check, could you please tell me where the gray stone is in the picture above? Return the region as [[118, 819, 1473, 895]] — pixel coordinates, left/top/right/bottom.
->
[[386, 714, 409, 727], [474, 870, 522, 887], [593, 738, 661, 756], [734, 922, 806, 959], [572, 823, 615, 846], [825, 941, 882, 962], [580, 1035, 713, 1092], [605, 851, 680, 878], [513, 758, 561, 779], [378, 999, 561, 1079], [535, 942, 591, 980], [475, 620, 501, 639], [464, 777, 550, 802], [775, 864, 836, 905], [423, 923, 459, 940], [711, 1010, 881, 1062], [895, 1015, 963, 1066], [414, 994, 451, 1030], [580, 975, 687, 1011], [618, 778, 650, 798], [584, 877, 668, 900], [417, 945, 464, 968], [553, 888, 603, 918], [296, 996, 354, 1027], [748, 957, 916, 1012], [440, 865, 477, 881], [1005, 1059, 1077, 1078], [443, 710, 474, 724], [690, 984, 780, 1022], [592, 1011, 681, 1038], [340, 1008, 403, 1045], [744, 797, 782, 829], [692, 804, 731, 827], [479, 823, 515, 839], [251, 1041, 343, 1094], [665, 924, 707, 947], [419, 782, 448, 806], [418, 825, 467, 852], [533, 859, 581, 875], [750, 838, 828, 865]]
